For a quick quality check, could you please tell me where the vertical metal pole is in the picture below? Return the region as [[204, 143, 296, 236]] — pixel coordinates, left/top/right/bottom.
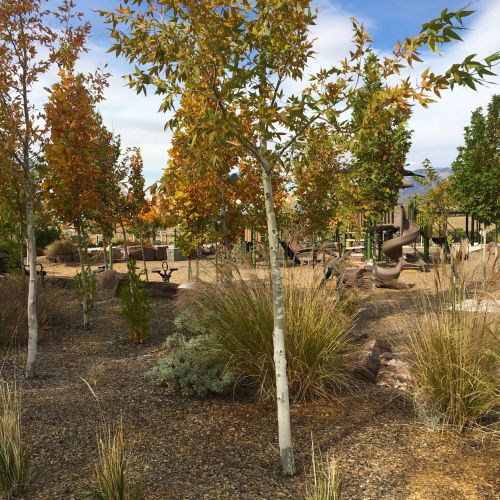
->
[[108, 243, 113, 270], [465, 213, 469, 240], [251, 225, 256, 268], [423, 234, 430, 263]]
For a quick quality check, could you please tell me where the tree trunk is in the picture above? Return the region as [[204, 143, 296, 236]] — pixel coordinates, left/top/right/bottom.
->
[[260, 165, 296, 476], [221, 179, 231, 250], [76, 227, 89, 328], [102, 240, 108, 270], [140, 240, 149, 282], [24, 178, 38, 379], [120, 221, 130, 261]]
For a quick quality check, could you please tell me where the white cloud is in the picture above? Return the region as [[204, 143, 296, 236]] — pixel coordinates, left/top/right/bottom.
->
[[31, 0, 498, 184], [404, 0, 500, 169]]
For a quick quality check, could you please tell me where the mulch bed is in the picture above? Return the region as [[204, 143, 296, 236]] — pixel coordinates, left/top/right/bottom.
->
[[1, 280, 499, 499]]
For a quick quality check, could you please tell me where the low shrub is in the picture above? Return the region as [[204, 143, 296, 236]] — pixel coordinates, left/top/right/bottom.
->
[[175, 269, 358, 401], [0, 383, 29, 499], [0, 276, 79, 347], [405, 250, 500, 430], [148, 334, 235, 397], [119, 259, 151, 343], [46, 239, 77, 257], [92, 420, 142, 500]]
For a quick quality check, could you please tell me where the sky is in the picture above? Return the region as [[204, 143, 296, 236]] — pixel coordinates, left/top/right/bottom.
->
[[37, 0, 500, 185]]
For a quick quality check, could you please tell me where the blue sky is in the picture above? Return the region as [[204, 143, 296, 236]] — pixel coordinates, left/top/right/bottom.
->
[[38, 0, 500, 185]]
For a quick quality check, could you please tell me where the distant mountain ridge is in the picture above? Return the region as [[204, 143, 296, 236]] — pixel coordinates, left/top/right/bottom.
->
[[399, 167, 452, 203]]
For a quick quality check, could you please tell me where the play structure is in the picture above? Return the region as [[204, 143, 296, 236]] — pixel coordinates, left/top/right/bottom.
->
[[152, 260, 178, 283], [370, 205, 426, 283]]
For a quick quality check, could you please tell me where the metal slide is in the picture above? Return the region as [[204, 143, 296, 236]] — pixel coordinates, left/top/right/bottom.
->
[[374, 206, 422, 283]]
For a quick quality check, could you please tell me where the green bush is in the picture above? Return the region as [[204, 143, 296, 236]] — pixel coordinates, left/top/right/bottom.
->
[[405, 253, 500, 430], [486, 227, 498, 243], [148, 334, 235, 397], [46, 239, 77, 257], [177, 270, 358, 401], [119, 259, 151, 343], [35, 226, 61, 249]]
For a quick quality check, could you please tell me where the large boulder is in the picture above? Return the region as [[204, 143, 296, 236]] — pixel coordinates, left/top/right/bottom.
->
[[376, 352, 413, 391], [154, 245, 167, 260], [346, 338, 392, 382], [96, 269, 120, 296]]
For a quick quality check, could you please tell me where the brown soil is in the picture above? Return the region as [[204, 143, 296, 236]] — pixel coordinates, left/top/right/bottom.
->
[[1, 254, 499, 499]]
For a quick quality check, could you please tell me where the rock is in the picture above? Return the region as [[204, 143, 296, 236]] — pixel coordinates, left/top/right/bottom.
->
[[154, 246, 167, 260], [376, 352, 413, 391], [113, 246, 127, 262], [142, 246, 156, 261], [347, 338, 392, 382], [178, 281, 197, 290], [96, 270, 120, 296], [36, 256, 51, 265]]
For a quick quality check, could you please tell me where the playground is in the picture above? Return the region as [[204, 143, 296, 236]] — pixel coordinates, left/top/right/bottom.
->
[[0, 248, 496, 499], [1, 1, 499, 498]]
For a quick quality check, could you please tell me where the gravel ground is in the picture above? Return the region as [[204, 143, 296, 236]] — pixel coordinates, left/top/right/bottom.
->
[[1, 253, 499, 499]]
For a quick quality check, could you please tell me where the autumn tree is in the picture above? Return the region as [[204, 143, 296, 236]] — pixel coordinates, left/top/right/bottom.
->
[[0, 0, 90, 377], [412, 159, 454, 228], [291, 125, 346, 236], [112, 147, 148, 259], [91, 133, 122, 269], [0, 157, 26, 266], [44, 61, 113, 326], [450, 94, 500, 226], [103, 2, 499, 474]]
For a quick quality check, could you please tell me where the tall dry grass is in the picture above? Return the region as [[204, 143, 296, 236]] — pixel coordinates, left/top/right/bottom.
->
[[0, 382, 29, 499], [92, 420, 142, 500], [175, 266, 358, 401], [405, 243, 500, 430], [0, 276, 79, 347], [305, 437, 343, 500]]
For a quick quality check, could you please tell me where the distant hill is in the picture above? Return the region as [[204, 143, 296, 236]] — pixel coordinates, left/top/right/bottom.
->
[[398, 167, 452, 203]]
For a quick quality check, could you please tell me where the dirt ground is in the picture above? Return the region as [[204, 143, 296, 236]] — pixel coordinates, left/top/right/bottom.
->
[[1, 252, 499, 499]]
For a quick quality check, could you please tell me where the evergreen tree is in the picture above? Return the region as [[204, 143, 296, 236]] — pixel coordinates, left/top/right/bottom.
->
[[451, 95, 500, 225]]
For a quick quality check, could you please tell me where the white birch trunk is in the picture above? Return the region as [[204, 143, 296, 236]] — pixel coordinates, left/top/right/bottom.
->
[[260, 164, 296, 476], [76, 228, 89, 328], [24, 179, 38, 379]]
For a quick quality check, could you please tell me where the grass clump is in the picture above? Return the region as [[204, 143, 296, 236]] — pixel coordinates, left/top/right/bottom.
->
[[148, 334, 235, 397], [46, 239, 77, 257], [405, 247, 500, 430], [0, 276, 78, 347], [92, 420, 142, 500], [0, 383, 29, 499], [305, 438, 343, 500], [119, 259, 152, 344], [176, 268, 357, 401]]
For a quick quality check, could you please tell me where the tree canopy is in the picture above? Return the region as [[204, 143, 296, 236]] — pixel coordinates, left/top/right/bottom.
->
[[450, 94, 500, 225]]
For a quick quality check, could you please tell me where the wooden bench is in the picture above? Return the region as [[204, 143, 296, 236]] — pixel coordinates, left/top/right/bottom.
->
[[24, 263, 47, 278]]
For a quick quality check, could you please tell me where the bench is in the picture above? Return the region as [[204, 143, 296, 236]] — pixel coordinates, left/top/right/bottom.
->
[[152, 260, 178, 283], [24, 263, 47, 278]]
